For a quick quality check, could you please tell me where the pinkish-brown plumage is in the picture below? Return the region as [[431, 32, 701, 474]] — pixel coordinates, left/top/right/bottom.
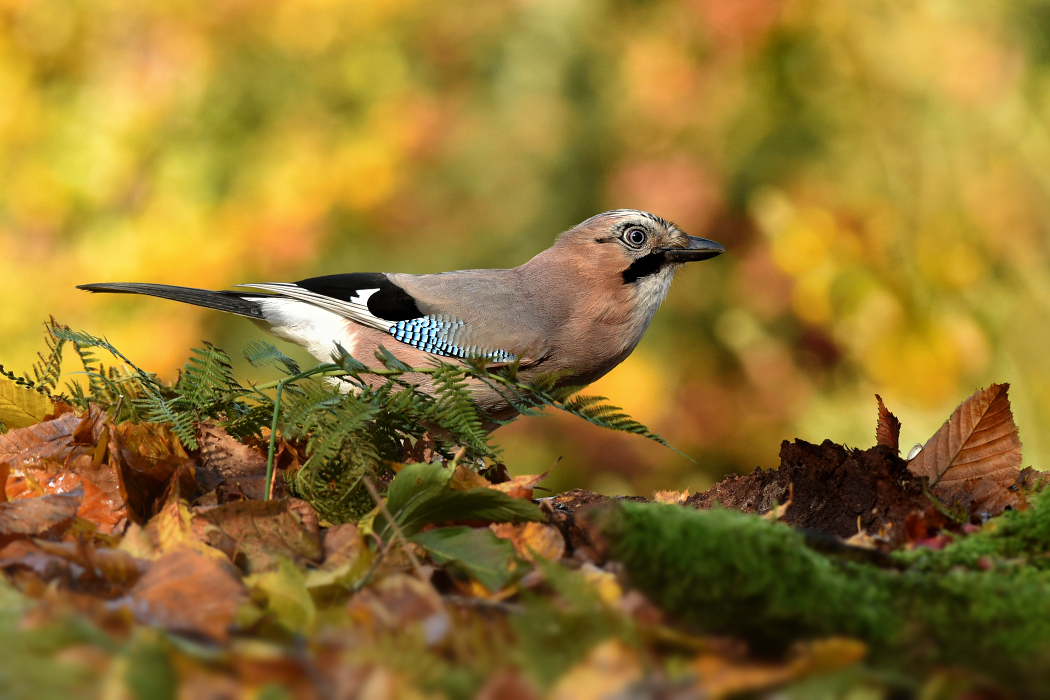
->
[[79, 210, 724, 424]]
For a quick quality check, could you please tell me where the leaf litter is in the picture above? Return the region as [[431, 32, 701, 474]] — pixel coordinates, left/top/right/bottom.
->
[[0, 329, 1046, 698]]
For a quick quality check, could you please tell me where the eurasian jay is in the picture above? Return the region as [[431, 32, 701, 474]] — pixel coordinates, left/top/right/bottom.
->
[[79, 210, 724, 421]]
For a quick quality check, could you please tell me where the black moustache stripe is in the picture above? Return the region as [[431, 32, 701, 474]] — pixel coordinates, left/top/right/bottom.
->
[[621, 252, 667, 284]]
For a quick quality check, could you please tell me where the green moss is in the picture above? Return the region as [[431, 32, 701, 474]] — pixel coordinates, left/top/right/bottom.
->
[[897, 488, 1050, 572], [603, 503, 896, 651], [603, 501, 1050, 692]]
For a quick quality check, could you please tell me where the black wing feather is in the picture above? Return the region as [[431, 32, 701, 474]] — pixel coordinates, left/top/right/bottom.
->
[[295, 273, 422, 322]]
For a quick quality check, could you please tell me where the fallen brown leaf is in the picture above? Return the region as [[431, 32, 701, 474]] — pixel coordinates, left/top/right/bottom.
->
[[346, 574, 449, 644], [875, 395, 901, 455], [908, 383, 1023, 517], [147, 498, 231, 564], [490, 472, 548, 500], [402, 432, 437, 464], [450, 463, 492, 491], [32, 540, 146, 591], [491, 521, 565, 562], [127, 545, 246, 642], [7, 472, 125, 533], [475, 668, 542, 700], [199, 423, 267, 478], [194, 499, 323, 574], [0, 411, 81, 471], [109, 422, 195, 522], [653, 489, 690, 505], [0, 485, 82, 538]]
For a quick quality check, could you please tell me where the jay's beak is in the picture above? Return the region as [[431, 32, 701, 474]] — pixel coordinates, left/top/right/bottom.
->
[[659, 236, 725, 262]]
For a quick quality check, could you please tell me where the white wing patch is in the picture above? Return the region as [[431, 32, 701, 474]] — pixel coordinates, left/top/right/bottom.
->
[[253, 298, 361, 363], [236, 283, 389, 332], [241, 282, 516, 363]]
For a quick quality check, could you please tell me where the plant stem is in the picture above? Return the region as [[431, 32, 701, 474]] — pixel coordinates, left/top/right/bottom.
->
[[363, 475, 426, 578]]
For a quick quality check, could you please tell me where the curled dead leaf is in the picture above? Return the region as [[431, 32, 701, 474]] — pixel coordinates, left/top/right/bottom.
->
[[109, 422, 195, 523], [875, 395, 901, 454], [653, 490, 690, 505], [491, 521, 566, 562], [908, 384, 1023, 517], [490, 472, 548, 500]]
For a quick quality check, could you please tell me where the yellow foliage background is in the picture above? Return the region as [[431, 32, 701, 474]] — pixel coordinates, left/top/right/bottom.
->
[[4, 0, 1050, 495]]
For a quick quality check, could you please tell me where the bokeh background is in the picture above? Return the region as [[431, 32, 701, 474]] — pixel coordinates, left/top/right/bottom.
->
[[3, 0, 1050, 496]]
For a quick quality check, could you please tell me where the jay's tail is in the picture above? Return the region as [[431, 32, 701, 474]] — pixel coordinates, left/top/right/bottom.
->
[[77, 283, 266, 320]]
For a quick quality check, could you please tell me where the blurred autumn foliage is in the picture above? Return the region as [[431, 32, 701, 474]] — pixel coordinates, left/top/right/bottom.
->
[[4, 0, 1050, 493]]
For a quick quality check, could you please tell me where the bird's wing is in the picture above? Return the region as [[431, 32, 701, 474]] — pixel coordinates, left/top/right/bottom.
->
[[239, 271, 550, 364]]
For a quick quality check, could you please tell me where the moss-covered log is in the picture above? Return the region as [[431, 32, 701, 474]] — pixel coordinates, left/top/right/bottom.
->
[[601, 499, 1050, 692]]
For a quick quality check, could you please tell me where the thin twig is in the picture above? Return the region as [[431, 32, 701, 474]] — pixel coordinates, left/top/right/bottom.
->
[[362, 475, 426, 578]]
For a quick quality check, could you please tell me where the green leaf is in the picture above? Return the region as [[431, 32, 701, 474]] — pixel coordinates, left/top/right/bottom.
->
[[245, 557, 316, 634], [376, 463, 544, 541], [411, 526, 520, 592], [0, 377, 54, 429], [385, 462, 455, 515], [399, 489, 544, 537]]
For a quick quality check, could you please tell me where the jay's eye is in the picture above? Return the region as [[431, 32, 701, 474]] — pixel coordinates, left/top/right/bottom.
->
[[623, 228, 647, 248]]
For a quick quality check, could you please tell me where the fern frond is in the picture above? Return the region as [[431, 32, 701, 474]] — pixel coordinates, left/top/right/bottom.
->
[[32, 321, 66, 391], [0, 364, 55, 400], [133, 394, 197, 449], [178, 342, 238, 406], [560, 394, 671, 447], [244, 340, 301, 375]]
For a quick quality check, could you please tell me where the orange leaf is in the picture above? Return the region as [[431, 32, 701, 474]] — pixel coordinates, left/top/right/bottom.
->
[[653, 489, 690, 505], [874, 395, 900, 454], [6, 472, 126, 533], [490, 472, 548, 500], [450, 463, 493, 491], [491, 521, 565, 562], [907, 383, 1022, 517]]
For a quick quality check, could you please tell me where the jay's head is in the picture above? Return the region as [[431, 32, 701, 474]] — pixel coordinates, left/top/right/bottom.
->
[[553, 209, 725, 289]]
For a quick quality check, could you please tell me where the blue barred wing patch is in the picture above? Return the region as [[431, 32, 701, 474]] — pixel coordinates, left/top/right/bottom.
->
[[389, 315, 515, 362]]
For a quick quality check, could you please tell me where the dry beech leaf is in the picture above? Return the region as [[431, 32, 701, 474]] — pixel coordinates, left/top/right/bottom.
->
[[193, 499, 323, 574], [0, 411, 81, 471], [490, 472, 548, 500], [7, 472, 125, 533], [908, 383, 1022, 517], [0, 485, 82, 538], [875, 395, 901, 454], [490, 521, 566, 562], [345, 574, 449, 643], [199, 423, 267, 478], [32, 539, 146, 589], [403, 432, 438, 464], [450, 463, 492, 491], [147, 498, 230, 564], [653, 489, 690, 505], [475, 668, 541, 700], [109, 422, 194, 523], [127, 545, 246, 642]]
